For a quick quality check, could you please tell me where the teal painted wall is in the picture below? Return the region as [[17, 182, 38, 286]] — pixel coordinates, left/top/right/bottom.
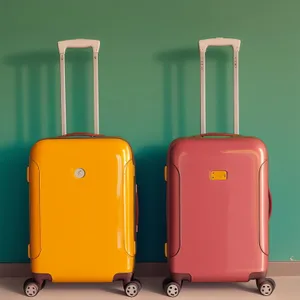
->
[[0, 0, 299, 263]]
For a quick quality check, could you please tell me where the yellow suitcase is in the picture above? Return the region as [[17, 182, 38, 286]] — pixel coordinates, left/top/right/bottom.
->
[[23, 39, 141, 298]]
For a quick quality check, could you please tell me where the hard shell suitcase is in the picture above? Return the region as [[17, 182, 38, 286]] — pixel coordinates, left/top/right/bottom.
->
[[24, 39, 141, 297], [163, 37, 275, 297]]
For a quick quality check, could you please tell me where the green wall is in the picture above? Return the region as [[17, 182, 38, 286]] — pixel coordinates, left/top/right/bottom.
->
[[0, 0, 299, 263]]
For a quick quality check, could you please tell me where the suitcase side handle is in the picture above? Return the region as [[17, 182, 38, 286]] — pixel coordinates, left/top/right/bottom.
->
[[198, 37, 241, 135], [58, 39, 100, 55], [58, 39, 100, 136], [135, 184, 139, 233], [58, 132, 104, 138], [268, 189, 272, 218]]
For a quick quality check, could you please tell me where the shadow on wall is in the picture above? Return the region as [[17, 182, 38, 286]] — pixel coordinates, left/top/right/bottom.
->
[[155, 46, 230, 140], [3, 49, 92, 141], [0, 50, 91, 262], [135, 145, 168, 263], [135, 47, 230, 262]]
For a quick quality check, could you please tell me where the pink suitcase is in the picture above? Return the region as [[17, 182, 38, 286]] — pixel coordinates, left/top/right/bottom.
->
[[163, 37, 275, 297]]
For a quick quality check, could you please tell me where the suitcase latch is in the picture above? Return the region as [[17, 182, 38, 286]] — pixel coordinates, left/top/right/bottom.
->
[[210, 170, 227, 181]]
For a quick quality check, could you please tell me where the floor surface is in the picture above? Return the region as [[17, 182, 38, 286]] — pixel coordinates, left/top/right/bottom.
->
[[0, 276, 298, 299]]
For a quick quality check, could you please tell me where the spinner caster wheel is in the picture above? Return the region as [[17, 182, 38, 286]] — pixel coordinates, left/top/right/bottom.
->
[[23, 278, 40, 297], [257, 278, 276, 296], [164, 281, 181, 298], [124, 281, 141, 297]]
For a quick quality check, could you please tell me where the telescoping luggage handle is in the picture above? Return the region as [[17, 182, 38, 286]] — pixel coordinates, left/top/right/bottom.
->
[[198, 37, 241, 135], [58, 39, 101, 136]]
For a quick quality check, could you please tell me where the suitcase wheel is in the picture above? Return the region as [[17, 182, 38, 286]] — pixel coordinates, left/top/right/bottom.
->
[[124, 280, 141, 297], [23, 278, 40, 297], [163, 280, 181, 298], [257, 278, 276, 296]]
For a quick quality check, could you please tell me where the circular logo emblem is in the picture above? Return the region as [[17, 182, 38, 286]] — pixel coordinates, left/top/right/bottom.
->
[[74, 168, 85, 179]]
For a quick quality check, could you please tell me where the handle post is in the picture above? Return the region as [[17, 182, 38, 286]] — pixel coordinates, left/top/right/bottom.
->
[[200, 49, 206, 134], [234, 50, 239, 134]]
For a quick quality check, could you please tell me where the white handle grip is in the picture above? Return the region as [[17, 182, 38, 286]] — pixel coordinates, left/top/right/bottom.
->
[[58, 39, 100, 54], [199, 37, 241, 52]]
